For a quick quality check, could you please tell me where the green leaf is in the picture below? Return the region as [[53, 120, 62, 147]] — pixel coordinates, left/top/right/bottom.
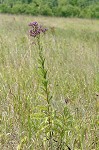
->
[[30, 113, 46, 119]]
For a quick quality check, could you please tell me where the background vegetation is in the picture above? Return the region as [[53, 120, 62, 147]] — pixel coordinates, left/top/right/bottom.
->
[[0, 0, 99, 18], [0, 14, 99, 149]]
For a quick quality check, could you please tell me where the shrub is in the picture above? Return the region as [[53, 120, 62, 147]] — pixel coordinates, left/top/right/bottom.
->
[[40, 4, 53, 16], [25, 4, 39, 15], [60, 5, 80, 17], [0, 4, 11, 13], [80, 4, 99, 18], [89, 5, 99, 18], [11, 4, 27, 14], [80, 7, 91, 18]]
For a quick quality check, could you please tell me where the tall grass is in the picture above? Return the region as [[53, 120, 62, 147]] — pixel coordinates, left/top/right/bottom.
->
[[0, 14, 99, 150]]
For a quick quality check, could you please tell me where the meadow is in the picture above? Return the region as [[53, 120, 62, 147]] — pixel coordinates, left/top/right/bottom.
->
[[0, 14, 99, 150]]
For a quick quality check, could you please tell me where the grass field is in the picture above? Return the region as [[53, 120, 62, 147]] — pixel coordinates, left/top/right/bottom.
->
[[0, 14, 99, 150]]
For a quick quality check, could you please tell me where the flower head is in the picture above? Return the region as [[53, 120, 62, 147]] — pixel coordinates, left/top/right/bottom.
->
[[28, 21, 38, 27], [28, 21, 48, 38]]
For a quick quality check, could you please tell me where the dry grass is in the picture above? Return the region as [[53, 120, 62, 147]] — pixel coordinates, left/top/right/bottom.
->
[[0, 14, 99, 150]]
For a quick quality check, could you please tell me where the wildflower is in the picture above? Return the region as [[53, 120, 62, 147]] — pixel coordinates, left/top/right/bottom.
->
[[28, 21, 38, 27], [28, 21, 48, 38]]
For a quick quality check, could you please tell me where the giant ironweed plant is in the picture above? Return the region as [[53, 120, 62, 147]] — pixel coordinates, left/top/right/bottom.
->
[[28, 21, 72, 150], [29, 21, 54, 149]]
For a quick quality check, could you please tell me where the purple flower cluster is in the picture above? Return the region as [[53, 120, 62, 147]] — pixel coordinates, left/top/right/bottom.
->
[[28, 21, 48, 38]]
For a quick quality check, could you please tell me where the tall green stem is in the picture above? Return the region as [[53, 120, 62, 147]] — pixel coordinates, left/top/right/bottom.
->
[[37, 36, 52, 149]]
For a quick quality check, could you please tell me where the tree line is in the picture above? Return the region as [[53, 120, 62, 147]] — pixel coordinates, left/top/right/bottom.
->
[[0, 0, 99, 18]]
